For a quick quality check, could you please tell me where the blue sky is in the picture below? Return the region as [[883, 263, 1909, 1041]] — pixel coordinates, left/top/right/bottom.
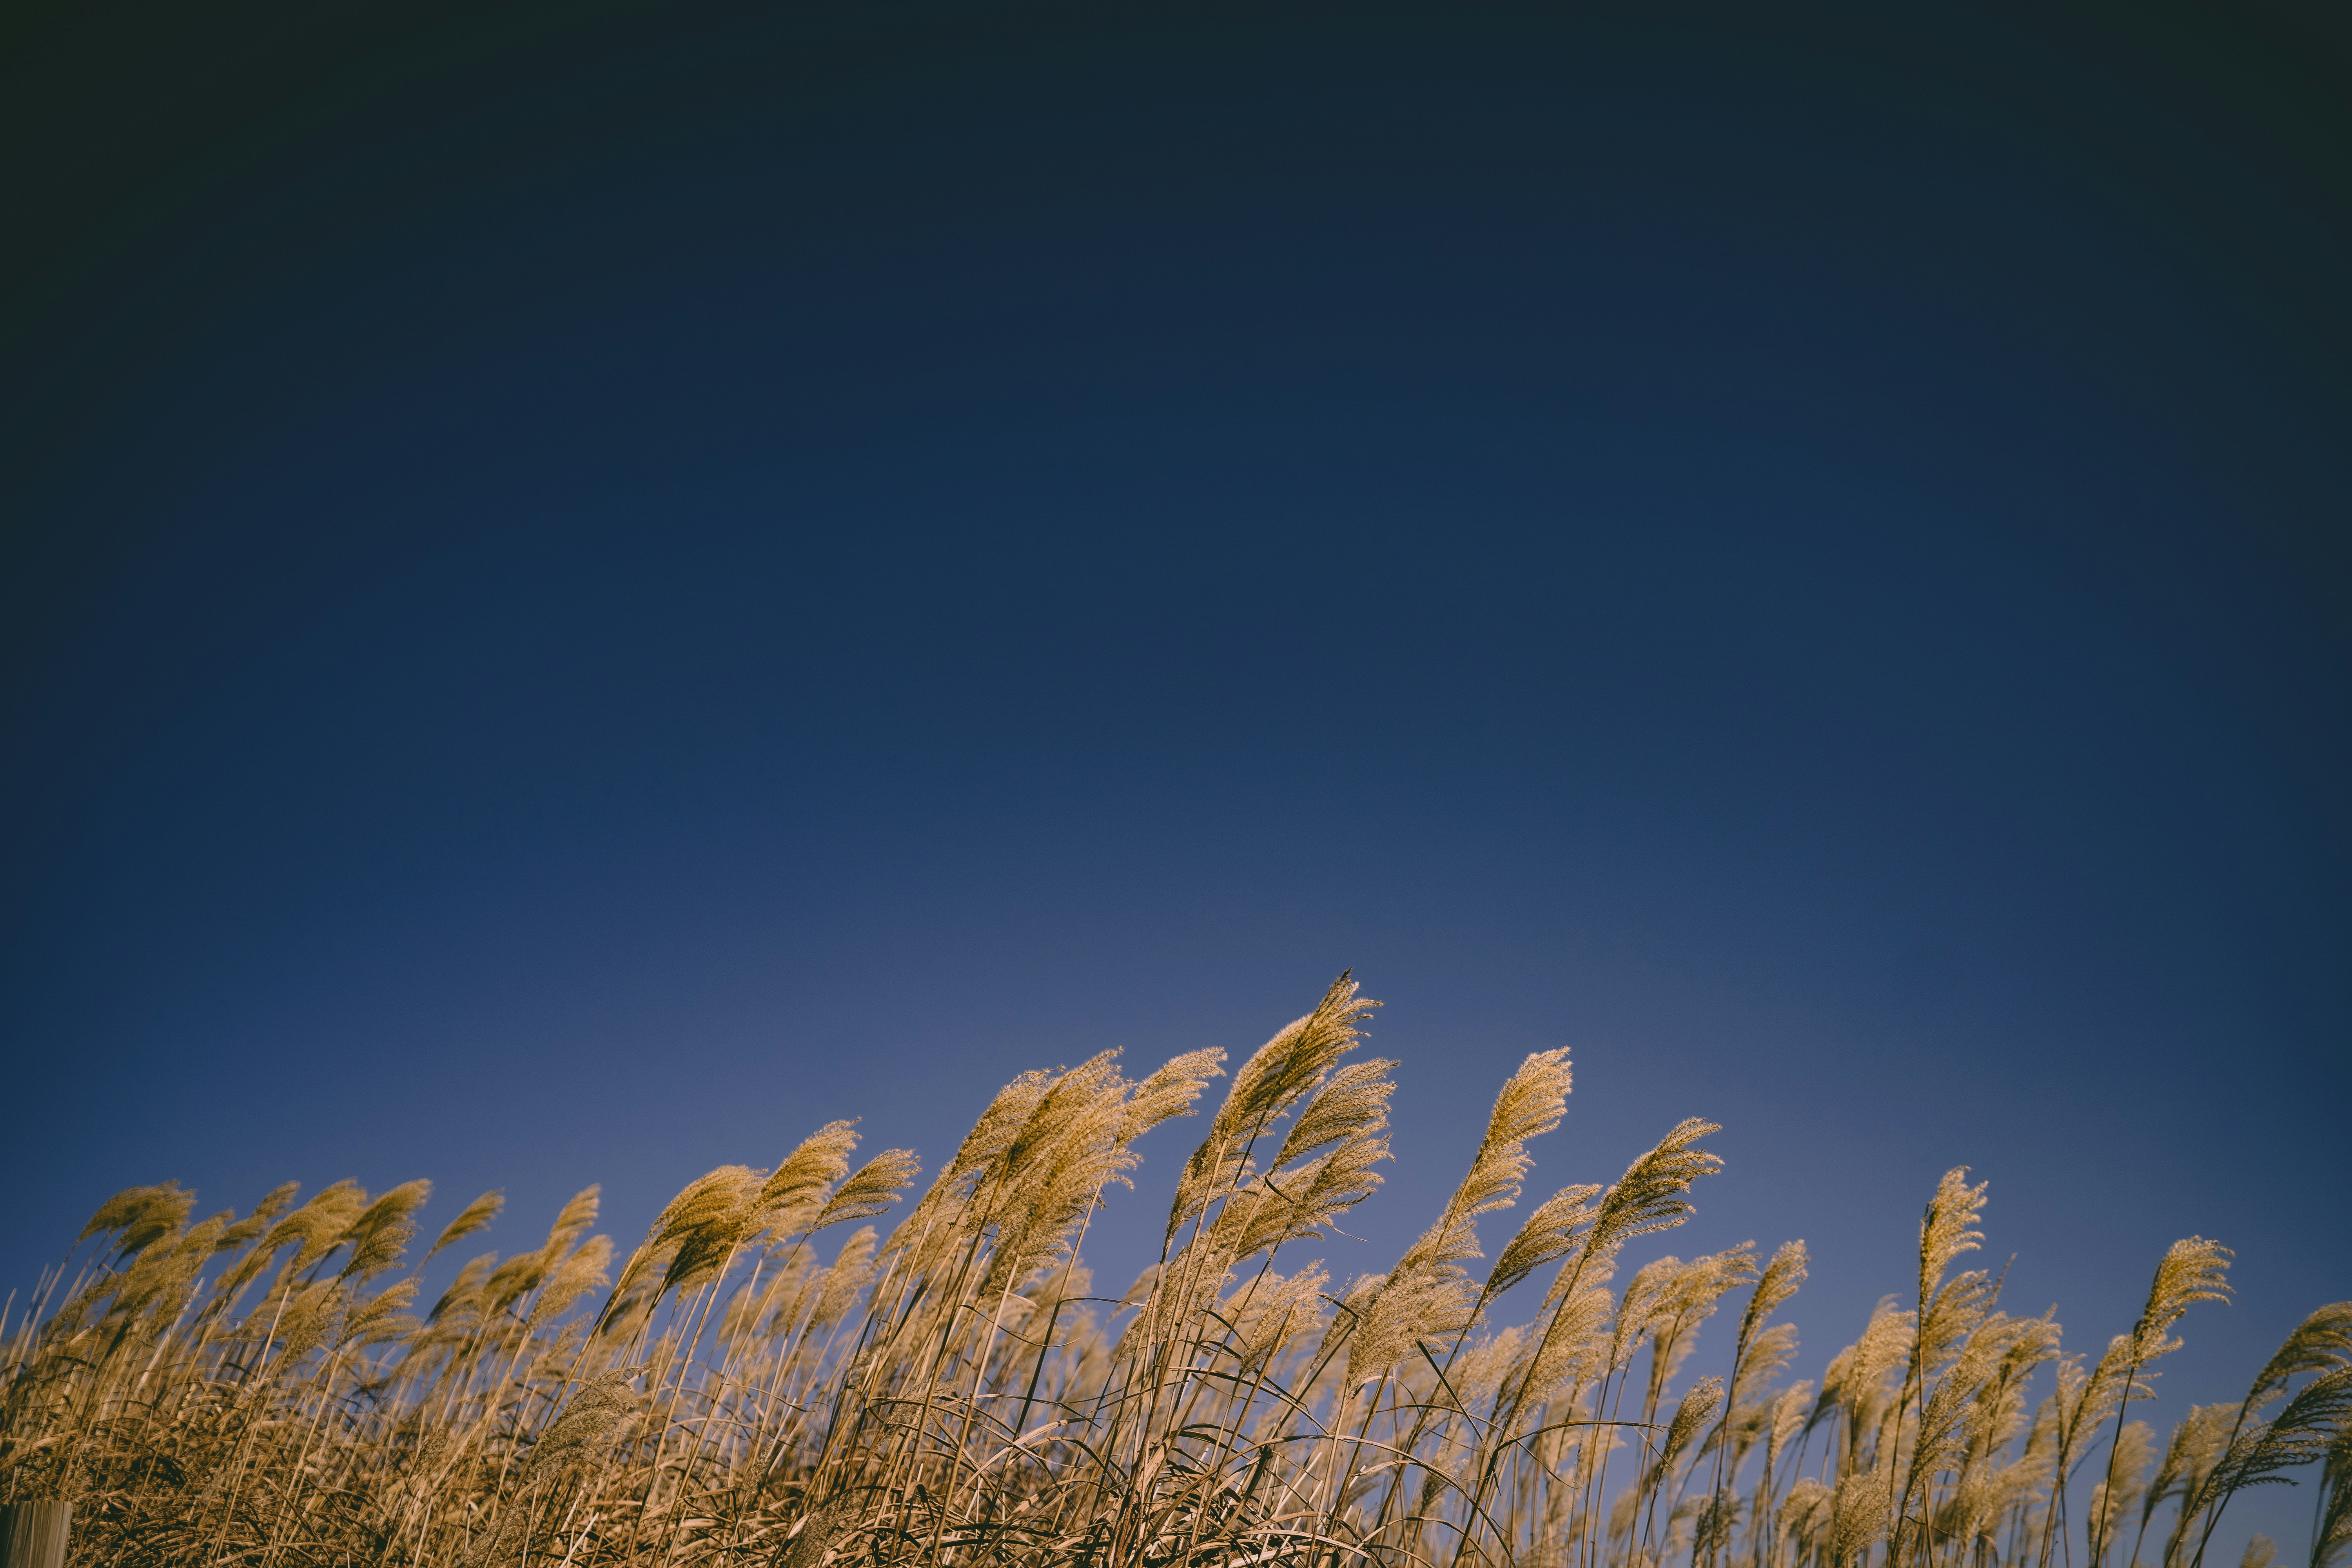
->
[[3, 0, 2348, 1552]]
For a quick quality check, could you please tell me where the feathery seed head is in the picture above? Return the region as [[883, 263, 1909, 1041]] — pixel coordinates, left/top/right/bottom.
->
[[1738, 1319, 1802, 1401], [1217, 1133, 1393, 1259], [2312, 1424, 2352, 1568], [1120, 1047, 1227, 1145], [814, 1150, 921, 1232], [1523, 1281, 1616, 1406], [1740, 1239, 1810, 1350], [426, 1189, 505, 1265], [1612, 1254, 1686, 1365], [1824, 1296, 1917, 1433], [540, 1186, 601, 1259], [1493, 1182, 1603, 1300], [266, 1180, 374, 1275], [1347, 1254, 1479, 1386], [811, 1226, 880, 1328], [757, 1120, 863, 1238], [214, 1181, 301, 1255], [1668, 1244, 1761, 1324], [2214, 1363, 2352, 1498], [1443, 1048, 1573, 1235], [2134, 1236, 2233, 1355], [1768, 1379, 1816, 1471], [1272, 1059, 1397, 1171], [80, 1182, 196, 1258], [954, 1070, 1058, 1182], [1454, 1322, 1534, 1411], [1225, 1265, 1332, 1376], [340, 1179, 433, 1281], [528, 1234, 612, 1329], [1918, 1167, 1989, 1307], [886, 1069, 1058, 1272], [1828, 1461, 1894, 1565], [1002, 1053, 1125, 1183], [1584, 1118, 1724, 1272], [1650, 1375, 1727, 1490], [1348, 1053, 1576, 1381], [1170, 973, 1377, 1241], [533, 1365, 642, 1471], [2245, 1301, 2352, 1415], [427, 1252, 497, 1326], [984, 1055, 1151, 1290], [2147, 1403, 2235, 1533], [614, 1165, 764, 1308]]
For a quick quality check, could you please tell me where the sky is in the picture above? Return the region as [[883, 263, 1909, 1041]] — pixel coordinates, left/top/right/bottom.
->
[[3, 0, 2349, 1552]]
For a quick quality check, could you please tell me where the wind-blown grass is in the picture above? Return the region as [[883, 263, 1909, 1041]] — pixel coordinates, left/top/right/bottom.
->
[[2, 974, 2345, 1568]]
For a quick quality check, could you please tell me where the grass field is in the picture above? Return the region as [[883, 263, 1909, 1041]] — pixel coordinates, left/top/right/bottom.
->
[[4, 975, 2345, 1568]]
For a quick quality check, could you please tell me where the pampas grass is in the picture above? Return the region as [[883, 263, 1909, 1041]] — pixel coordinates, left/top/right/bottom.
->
[[2, 973, 2345, 1568]]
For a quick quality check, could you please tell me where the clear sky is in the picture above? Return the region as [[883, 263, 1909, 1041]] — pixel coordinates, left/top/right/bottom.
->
[[3, 0, 2348, 1553]]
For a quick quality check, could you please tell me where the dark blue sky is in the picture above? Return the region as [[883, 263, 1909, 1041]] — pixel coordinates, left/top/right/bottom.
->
[[3, 0, 2348, 1546]]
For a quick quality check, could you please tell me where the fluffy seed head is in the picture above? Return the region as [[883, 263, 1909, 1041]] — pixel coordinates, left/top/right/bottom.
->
[[426, 1189, 505, 1265]]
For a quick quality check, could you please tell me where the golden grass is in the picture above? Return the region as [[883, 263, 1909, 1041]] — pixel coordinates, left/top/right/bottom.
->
[[2, 973, 2346, 1568]]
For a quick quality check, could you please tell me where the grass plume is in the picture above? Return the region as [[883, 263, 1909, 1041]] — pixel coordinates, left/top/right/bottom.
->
[[0, 975, 2340, 1568]]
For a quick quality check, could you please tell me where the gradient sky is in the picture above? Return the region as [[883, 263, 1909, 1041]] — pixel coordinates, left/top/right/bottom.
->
[[4, 0, 2348, 1553]]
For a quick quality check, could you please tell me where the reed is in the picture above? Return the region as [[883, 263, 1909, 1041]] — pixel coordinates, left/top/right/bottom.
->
[[1, 973, 2343, 1568]]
